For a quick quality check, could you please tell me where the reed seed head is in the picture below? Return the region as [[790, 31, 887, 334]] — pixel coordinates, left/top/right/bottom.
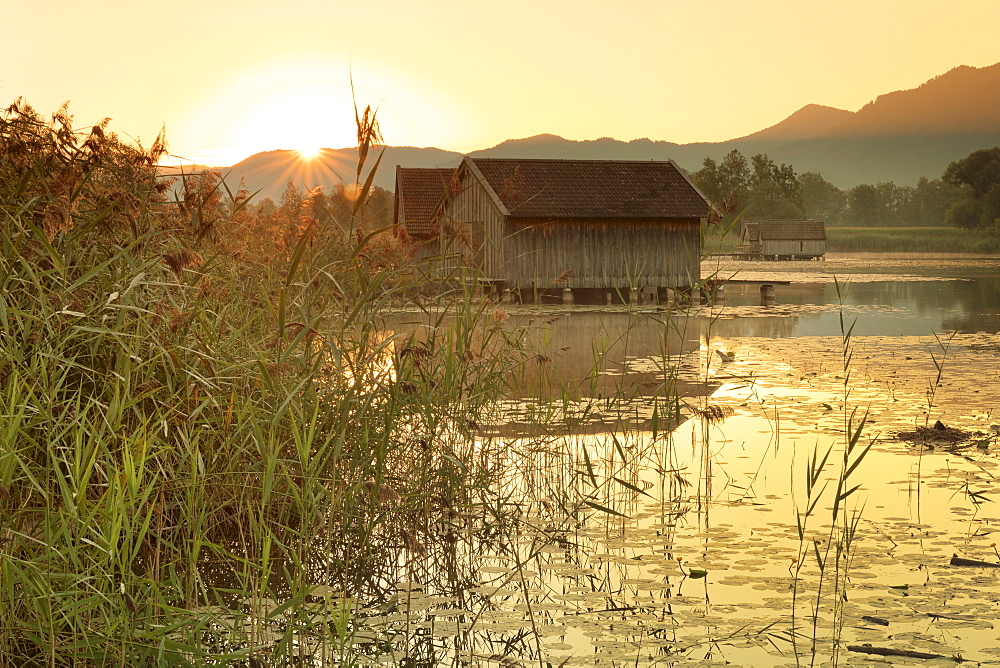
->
[[364, 479, 401, 505]]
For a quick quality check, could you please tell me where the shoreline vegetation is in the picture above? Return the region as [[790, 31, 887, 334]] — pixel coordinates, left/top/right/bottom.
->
[[825, 226, 1000, 254], [690, 146, 1000, 234], [705, 226, 1000, 255]]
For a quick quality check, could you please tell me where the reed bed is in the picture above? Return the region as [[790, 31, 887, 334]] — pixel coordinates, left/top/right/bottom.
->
[[826, 226, 1000, 254], [706, 223, 1000, 255], [0, 100, 529, 664]]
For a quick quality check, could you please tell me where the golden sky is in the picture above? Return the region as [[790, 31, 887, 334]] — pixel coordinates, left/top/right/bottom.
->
[[5, 0, 999, 165]]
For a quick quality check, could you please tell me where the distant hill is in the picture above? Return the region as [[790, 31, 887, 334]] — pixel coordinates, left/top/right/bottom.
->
[[477, 131, 1000, 188], [829, 63, 1000, 137], [738, 63, 1000, 141], [164, 146, 461, 202], [176, 62, 1000, 199], [737, 104, 855, 141], [468, 134, 690, 160]]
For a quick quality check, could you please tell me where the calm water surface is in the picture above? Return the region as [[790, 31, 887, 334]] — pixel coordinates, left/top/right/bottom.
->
[[705, 253, 1000, 337], [361, 255, 1000, 666]]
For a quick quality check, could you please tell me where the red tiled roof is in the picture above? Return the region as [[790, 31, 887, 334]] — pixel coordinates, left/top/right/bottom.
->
[[469, 158, 712, 219], [743, 220, 826, 240], [395, 167, 455, 236]]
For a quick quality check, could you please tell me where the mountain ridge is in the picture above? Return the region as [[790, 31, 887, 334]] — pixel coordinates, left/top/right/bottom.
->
[[181, 62, 1000, 201], [737, 104, 855, 142]]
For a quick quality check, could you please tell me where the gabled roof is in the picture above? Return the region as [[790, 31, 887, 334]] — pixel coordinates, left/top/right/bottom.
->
[[743, 219, 826, 240], [467, 158, 713, 219], [395, 166, 455, 236]]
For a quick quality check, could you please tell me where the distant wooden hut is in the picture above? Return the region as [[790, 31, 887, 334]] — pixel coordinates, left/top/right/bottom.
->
[[740, 219, 826, 260], [394, 157, 714, 303]]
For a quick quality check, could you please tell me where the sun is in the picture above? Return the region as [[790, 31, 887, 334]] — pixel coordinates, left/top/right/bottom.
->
[[192, 71, 361, 162], [180, 61, 464, 166], [297, 145, 324, 159]]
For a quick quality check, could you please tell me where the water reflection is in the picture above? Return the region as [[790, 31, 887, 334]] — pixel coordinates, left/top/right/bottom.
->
[[510, 309, 704, 399], [706, 264, 1000, 337], [345, 331, 1000, 666], [390, 309, 704, 397], [387, 308, 714, 437], [725, 281, 941, 333]]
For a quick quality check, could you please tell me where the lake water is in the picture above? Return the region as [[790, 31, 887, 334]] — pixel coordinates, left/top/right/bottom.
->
[[705, 253, 1000, 337], [354, 254, 1000, 666]]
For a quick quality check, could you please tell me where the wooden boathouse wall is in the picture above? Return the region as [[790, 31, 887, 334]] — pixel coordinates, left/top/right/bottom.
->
[[432, 163, 506, 277], [499, 219, 700, 290], [439, 176, 703, 290]]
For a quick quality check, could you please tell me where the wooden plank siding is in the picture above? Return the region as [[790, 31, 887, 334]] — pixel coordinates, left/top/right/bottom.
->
[[441, 172, 507, 277], [501, 219, 700, 289]]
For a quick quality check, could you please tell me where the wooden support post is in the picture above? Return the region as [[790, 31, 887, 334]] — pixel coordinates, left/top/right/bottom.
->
[[760, 283, 775, 304], [562, 288, 573, 305]]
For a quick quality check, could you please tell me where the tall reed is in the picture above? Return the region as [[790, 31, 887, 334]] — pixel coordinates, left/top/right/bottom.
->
[[0, 99, 526, 664], [790, 278, 873, 667]]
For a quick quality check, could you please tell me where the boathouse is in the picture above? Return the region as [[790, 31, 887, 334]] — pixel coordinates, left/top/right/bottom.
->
[[740, 219, 826, 260], [394, 157, 715, 303]]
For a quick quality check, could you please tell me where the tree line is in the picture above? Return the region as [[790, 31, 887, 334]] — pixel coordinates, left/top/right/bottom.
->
[[691, 147, 1000, 231]]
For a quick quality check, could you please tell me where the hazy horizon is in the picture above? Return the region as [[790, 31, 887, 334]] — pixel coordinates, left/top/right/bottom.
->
[[6, 0, 1000, 166]]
